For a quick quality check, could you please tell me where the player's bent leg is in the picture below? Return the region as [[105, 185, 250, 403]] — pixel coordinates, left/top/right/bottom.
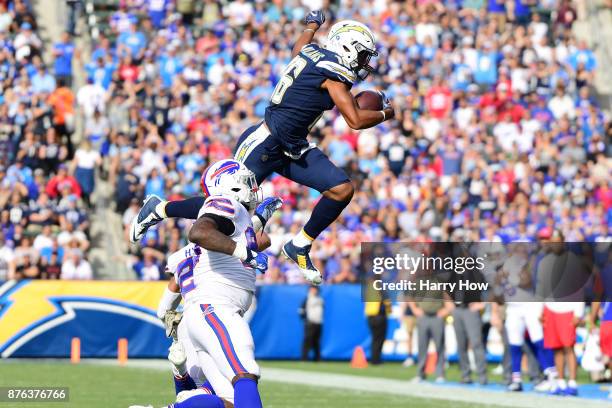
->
[[280, 148, 352, 284], [178, 320, 207, 387], [232, 373, 262, 408], [196, 350, 234, 403], [186, 304, 259, 399], [234, 122, 283, 184]]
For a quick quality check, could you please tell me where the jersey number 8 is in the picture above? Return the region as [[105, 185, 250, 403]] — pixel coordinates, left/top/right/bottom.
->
[[270, 56, 307, 104]]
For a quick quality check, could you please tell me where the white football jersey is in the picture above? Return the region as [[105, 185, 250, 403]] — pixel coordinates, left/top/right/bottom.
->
[[166, 242, 200, 304], [191, 195, 258, 298]]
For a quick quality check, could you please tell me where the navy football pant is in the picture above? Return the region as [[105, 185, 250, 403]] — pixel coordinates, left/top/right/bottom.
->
[[234, 122, 350, 193]]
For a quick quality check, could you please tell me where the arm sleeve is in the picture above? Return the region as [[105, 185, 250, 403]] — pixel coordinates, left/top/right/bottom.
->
[[156, 287, 182, 320]]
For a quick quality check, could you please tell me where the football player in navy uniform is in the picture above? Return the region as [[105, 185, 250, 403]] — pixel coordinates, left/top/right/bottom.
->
[[130, 11, 395, 284]]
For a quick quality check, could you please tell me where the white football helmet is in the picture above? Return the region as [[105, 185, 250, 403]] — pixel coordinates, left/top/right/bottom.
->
[[201, 160, 262, 210], [325, 20, 378, 80]]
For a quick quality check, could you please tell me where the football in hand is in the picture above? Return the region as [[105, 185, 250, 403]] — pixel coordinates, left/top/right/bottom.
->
[[355, 90, 384, 110]]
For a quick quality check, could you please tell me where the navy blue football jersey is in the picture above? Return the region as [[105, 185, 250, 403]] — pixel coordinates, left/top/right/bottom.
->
[[264, 43, 355, 155]]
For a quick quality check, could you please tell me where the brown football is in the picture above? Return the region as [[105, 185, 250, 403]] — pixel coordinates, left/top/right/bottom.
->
[[355, 90, 384, 110]]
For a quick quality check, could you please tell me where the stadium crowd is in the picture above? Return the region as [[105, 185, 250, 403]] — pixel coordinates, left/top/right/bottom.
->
[[0, 0, 609, 284], [104, 0, 609, 283]]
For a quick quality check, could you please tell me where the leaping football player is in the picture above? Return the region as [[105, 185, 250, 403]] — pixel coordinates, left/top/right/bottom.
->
[[129, 11, 395, 285]]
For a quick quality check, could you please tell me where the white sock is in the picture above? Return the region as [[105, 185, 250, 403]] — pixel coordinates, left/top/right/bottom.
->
[[568, 379, 577, 388], [557, 378, 567, 389], [155, 201, 168, 218], [292, 229, 314, 248]]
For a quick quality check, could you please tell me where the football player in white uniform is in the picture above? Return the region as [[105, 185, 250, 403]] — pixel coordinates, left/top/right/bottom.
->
[[138, 159, 281, 408], [183, 160, 268, 408]]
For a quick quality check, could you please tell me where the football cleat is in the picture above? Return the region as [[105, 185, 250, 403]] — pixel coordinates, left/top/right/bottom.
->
[[507, 381, 523, 392], [129, 195, 165, 243], [282, 241, 322, 285]]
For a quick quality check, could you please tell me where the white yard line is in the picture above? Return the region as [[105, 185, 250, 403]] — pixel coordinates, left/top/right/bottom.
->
[[82, 359, 609, 408]]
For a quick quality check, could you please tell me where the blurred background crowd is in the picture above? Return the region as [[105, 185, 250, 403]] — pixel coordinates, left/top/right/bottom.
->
[[0, 0, 610, 284]]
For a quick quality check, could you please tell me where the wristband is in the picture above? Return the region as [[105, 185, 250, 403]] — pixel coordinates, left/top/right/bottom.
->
[[232, 244, 248, 261], [251, 214, 264, 233], [380, 110, 386, 121]]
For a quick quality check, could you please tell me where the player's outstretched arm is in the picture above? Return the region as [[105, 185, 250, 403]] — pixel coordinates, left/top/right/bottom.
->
[[325, 80, 394, 130], [292, 10, 325, 58]]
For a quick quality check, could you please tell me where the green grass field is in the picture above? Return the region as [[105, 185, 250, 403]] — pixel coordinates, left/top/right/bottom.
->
[[0, 360, 495, 408]]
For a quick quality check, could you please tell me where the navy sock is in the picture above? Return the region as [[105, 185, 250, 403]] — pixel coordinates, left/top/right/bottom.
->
[[171, 394, 224, 408], [234, 377, 262, 408], [533, 340, 555, 372], [509, 345, 522, 376], [165, 196, 206, 219], [173, 373, 197, 395], [303, 196, 350, 240]]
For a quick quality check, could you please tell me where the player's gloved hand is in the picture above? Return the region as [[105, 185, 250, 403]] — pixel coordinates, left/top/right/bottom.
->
[[244, 249, 269, 273], [305, 10, 325, 27], [378, 90, 395, 120], [254, 197, 283, 227], [163, 310, 183, 339]]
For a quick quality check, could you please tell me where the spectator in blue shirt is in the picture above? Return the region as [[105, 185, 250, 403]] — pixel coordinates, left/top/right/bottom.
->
[[86, 57, 114, 89], [53, 32, 75, 86], [568, 40, 596, 72], [474, 43, 498, 86], [148, 0, 170, 29], [117, 23, 146, 58], [157, 47, 184, 88], [31, 65, 56, 94]]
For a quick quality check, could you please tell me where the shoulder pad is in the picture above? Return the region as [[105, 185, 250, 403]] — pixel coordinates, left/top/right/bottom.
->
[[198, 195, 239, 221], [315, 58, 356, 85]]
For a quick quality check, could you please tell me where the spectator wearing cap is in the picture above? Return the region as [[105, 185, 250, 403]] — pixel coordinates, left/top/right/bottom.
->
[[14, 21, 41, 62], [61, 249, 93, 280]]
